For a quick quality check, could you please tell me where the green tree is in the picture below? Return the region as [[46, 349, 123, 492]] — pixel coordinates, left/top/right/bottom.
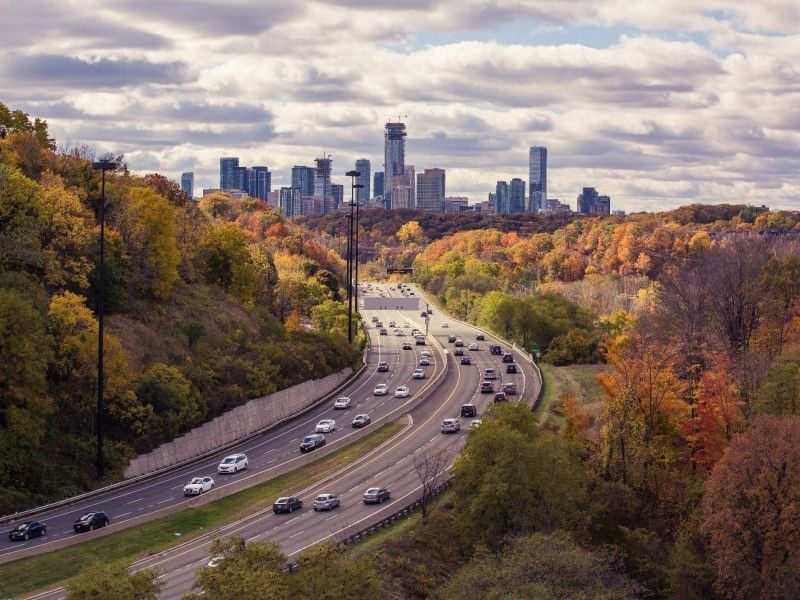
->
[[87, 227, 129, 314], [199, 223, 260, 303], [66, 562, 161, 600], [292, 541, 383, 598], [0, 164, 42, 273], [311, 299, 349, 337], [136, 363, 203, 441], [753, 350, 800, 416]]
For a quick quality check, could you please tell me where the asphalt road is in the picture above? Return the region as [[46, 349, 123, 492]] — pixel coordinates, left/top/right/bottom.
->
[[21, 283, 541, 600]]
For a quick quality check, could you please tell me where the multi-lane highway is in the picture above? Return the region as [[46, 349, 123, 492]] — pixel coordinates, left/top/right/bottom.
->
[[16, 283, 541, 599]]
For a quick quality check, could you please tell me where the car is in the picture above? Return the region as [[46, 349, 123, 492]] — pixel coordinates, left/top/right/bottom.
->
[[207, 555, 225, 568], [447, 335, 456, 343], [8, 521, 46, 541], [334, 396, 351, 409], [394, 329, 403, 336], [420, 311, 427, 317], [502, 352, 515, 363], [502, 382, 517, 395], [379, 328, 388, 335], [300, 433, 326, 452], [374, 383, 389, 396], [394, 385, 410, 398], [419, 356, 431, 366], [442, 322, 449, 328], [363, 487, 391, 504], [480, 381, 495, 394], [352, 413, 371, 428], [454, 339, 464, 347], [460, 403, 477, 417], [420, 348, 431, 357], [454, 347, 464, 356], [470, 419, 482, 429], [313, 493, 340, 511], [402, 341, 412, 350], [441, 418, 461, 433], [371, 316, 379, 323], [494, 392, 508, 403], [490, 344, 502, 355], [476, 334, 485, 341], [412, 329, 421, 336], [377, 362, 389, 372], [273, 496, 303, 514], [389, 321, 396, 327], [484, 368, 498, 380], [506, 363, 518, 374], [468, 342, 479, 351], [218, 453, 248, 474], [403, 322, 410, 328], [460, 355, 472, 365], [376, 321, 384, 327], [427, 308, 432, 314], [412, 368, 425, 379], [315, 419, 336, 433], [410, 291, 415, 295], [415, 336, 426, 345], [73, 512, 109, 533], [184, 476, 215, 496]]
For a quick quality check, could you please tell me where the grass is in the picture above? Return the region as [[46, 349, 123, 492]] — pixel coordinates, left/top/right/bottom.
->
[[347, 510, 422, 557], [0, 422, 403, 599], [536, 363, 605, 426]]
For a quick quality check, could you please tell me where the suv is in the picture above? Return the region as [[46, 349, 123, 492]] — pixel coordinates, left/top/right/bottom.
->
[[502, 352, 515, 363], [273, 496, 303, 514], [412, 368, 425, 379], [419, 356, 431, 366], [363, 487, 390, 504], [454, 347, 464, 356], [313, 494, 340, 511], [484, 368, 497, 380], [502, 382, 517, 395], [490, 344, 502, 355], [441, 418, 461, 433], [8, 521, 46, 541], [454, 339, 464, 347], [476, 334, 485, 341], [480, 381, 495, 394], [352, 414, 371, 428], [402, 342, 412, 350], [218, 453, 248, 474], [460, 355, 472, 365], [460, 403, 477, 418], [506, 363, 518, 374], [494, 392, 507, 403], [379, 328, 388, 335], [377, 361, 389, 372], [447, 335, 456, 343], [73, 512, 109, 533], [415, 336, 426, 345], [300, 434, 326, 452]]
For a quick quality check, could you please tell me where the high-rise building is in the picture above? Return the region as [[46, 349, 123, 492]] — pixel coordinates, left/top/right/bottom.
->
[[528, 146, 547, 212], [279, 187, 301, 217], [416, 168, 446, 212], [384, 122, 406, 208], [220, 157, 239, 190], [443, 196, 469, 212], [331, 183, 344, 207], [314, 156, 333, 212], [180, 172, 194, 199], [355, 159, 371, 204], [495, 181, 509, 214], [404, 165, 415, 205], [510, 178, 526, 212], [576, 187, 611, 215], [234, 166, 249, 194], [373, 171, 384, 198], [291, 165, 315, 196], [391, 175, 414, 209], [249, 166, 271, 200]]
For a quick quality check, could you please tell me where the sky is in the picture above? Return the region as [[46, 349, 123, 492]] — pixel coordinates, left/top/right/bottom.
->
[[2, 0, 800, 212]]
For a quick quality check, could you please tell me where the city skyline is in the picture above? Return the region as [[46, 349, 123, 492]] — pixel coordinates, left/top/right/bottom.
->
[[3, 2, 799, 211]]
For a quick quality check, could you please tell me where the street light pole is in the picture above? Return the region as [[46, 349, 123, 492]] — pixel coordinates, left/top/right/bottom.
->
[[91, 160, 116, 480], [353, 183, 364, 317], [345, 171, 360, 343]]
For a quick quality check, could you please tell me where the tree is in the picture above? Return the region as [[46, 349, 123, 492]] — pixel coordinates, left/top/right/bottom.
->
[[701, 415, 800, 599], [66, 562, 161, 600], [143, 173, 190, 206], [752, 350, 800, 416], [397, 220, 424, 244], [412, 446, 451, 519], [0, 164, 42, 274], [291, 541, 383, 599], [199, 223, 260, 303], [135, 363, 203, 441], [87, 227, 129, 314], [311, 299, 349, 338]]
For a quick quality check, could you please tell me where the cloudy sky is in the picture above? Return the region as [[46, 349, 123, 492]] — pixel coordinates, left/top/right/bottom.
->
[[2, 0, 799, 212]]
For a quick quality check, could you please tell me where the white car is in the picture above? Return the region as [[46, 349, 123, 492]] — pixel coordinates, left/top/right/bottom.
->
[[313, 493, 340, 511], [184, 476, 214, 496], [395, 329, 403, 336], [419, 356, 431, 366], [374, 384, 389, 396], [333, 397, 351, 409], [394, 385, 410, 398], [442, 322, 449, 328], [442, 418, 461, 433], [470, 419, 482, 429], [420, 349, 431, 357], [217, 453, 248, 474], [316, 419, 336, 433], [208, 555, 225, 568], [469, 343, 479, 351], [412, 368, 425, 379]]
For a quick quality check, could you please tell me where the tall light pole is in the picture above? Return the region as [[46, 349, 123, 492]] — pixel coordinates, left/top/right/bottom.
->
[[345, 170, 360, 343], [353, 183, 364, 317], [91, 160, 116, 480]]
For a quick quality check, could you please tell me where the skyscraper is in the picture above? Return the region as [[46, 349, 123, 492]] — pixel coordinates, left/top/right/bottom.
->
[[416, 168, 446, 212], [249, 166, 271, 200], [180, 172, 194, 199], [404, 165, 415, 205], [314, 156, 333, 212], [495, 181, 511, 213], [220, 157, 239, 190], [384, 122, 406, 208], [528, 146, 547, 212], [331, 183, 343, 208], [355, 159, 371, 204], [510, 178, 526, 212], [577, 187, 611, 215], [391, 175, 414, 209], [279, 187, 301, 217], [291, 165, 315, 196], [373, 171, 384, 198], [234, 166, 249, 194]]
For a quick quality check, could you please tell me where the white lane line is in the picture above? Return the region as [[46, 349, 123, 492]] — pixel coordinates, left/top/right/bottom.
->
[[287, 530, 304, 539], [116, 511, 132, 518], [126, 497, 144, 504]]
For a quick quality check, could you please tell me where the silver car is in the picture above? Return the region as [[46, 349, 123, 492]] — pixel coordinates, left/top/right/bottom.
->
[[313, 493, 340, 511]]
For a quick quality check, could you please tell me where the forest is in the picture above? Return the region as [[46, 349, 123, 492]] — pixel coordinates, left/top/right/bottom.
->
[[0, 103, 360, 513]]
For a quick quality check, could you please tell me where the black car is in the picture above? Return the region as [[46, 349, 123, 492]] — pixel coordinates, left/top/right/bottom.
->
[[494, 392, 507, 403], [420, 311, 427, 317], [454, 339, 464, 347], [460, 356, 472, 365], [427, 308, 432, 314], [490, 344, 502, 355], [502, 352, 514, 363], [352, 414, 371, 428], [476, 334, 485, 341], [506, 363, 518, 373], [300, 434, 326, 452], [454, 348, 464, 356], [273, 496, 303, 514], [460, 403, 477, 418], [377, 361, 389, 372], [480, 381, 494, 394], [447, 335, 456, 343], [73, 511, 109, 533], [379, 329, 388, 335], [8, 521, 46, 541]]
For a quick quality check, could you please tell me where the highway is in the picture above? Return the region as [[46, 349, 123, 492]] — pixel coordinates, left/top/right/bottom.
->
[[18, 283, 541, 599]]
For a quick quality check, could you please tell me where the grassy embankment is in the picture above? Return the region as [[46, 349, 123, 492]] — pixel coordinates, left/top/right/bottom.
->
[[537, 363, 605, 430]]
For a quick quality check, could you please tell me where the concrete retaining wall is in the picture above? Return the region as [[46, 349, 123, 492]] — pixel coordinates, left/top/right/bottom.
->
[[123, 368, 352, 479]]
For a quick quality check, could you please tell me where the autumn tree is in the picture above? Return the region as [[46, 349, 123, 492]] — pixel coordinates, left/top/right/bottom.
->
[[412, 446, 451, 519], [135, 363, 203, 442], [701, 415, 800, 599], [397, 220, 425, 244], [66, 562, 161, 600], [0, 164, 42, 274], [199, 223, 261, 303], [753, 350, 800, 416]]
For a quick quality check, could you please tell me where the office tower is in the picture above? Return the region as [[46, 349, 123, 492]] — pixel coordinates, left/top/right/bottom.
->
[[416, 168, 446, 212], [234, 166, 249, 194], [355, 159, 371, 203], [391, 175, 413, 209], [443, 196, 469, 212], [373, 171, 384, 198], [266, 189, 280, 208], [291, 165, 315, 196], [510, 178, 526, 212], [220, 157, 239, 190], [597, 195, 611, 215], [314, 156, 333, 212], [250, 166, 271, 200], [180, 172, 194, 199], [528, 146, 547, 212], [331, 183, 344, 207], [279, 187, 301, 217], [495, 181, 509, 214], [576, 187, 611, 215], [404, 165, 415, 204], [384, 122, 406, 208]]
